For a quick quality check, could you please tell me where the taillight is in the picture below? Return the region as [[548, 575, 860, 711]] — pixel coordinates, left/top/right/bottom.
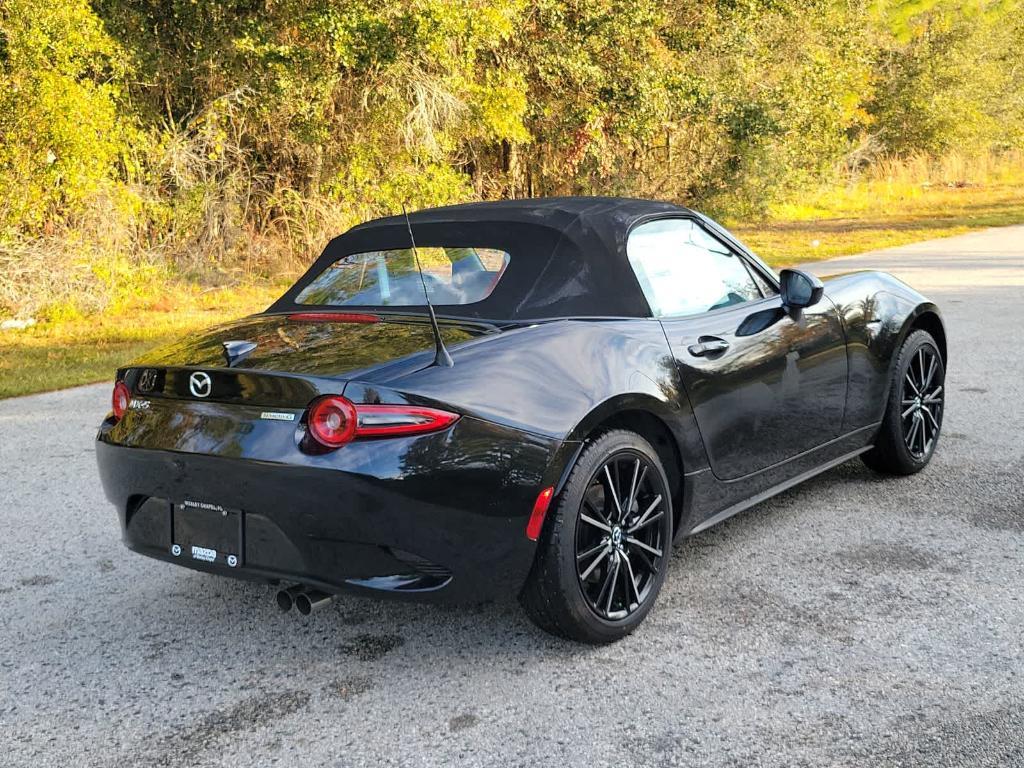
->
[[354, 404, 460, 438], [112, 381, 131, 422], [308, 396, 358, 448], [305, 396, 459, 449]]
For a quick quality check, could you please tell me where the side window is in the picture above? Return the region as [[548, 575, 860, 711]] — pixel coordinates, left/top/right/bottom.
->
[[627, 219, 763, 317]]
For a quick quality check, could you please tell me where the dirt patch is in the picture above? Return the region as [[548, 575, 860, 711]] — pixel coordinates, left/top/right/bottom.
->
[[449, 713, 480, 732], [325, 676, 374, 701], [338, 633, 405, 662], [18, 574, 57, 587], [131, 690, 312, 767], [837, 542, 944, 573]]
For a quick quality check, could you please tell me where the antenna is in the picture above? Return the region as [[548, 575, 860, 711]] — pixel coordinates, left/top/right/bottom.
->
[[402, 203, 453, 368]]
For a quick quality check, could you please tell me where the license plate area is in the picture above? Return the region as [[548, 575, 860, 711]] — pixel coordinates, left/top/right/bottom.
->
[[172, 501, 243, 568]]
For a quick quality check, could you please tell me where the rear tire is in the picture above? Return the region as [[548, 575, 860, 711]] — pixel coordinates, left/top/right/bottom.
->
[[520, 430, 672, 643], [862, 330, 945, 475]]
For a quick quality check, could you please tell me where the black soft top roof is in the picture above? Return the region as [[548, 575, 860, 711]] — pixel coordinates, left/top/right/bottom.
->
[[269, 197, 692, 321]]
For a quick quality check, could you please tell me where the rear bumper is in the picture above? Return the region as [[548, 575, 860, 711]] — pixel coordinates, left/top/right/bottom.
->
[[95, 416, 569, 603]]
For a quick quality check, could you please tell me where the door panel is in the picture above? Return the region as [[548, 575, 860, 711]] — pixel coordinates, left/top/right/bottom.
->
[[662, 297, 848, 480]]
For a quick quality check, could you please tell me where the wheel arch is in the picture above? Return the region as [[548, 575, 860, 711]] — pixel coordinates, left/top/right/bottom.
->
[[887, 303, 947, 388], [874, 302, 947, 423], [905, 305, 947, 365], [563, 394, 690, 538]]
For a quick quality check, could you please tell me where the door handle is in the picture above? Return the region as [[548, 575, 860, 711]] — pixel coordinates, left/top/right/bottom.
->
[[687, 337, 730, 357]]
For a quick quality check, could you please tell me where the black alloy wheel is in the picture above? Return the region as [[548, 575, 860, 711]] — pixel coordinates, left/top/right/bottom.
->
[[863, 329, 945, 475], [900, 344, 944, 459], [575, 453, 667, 621], [520, 430, 673, 643]]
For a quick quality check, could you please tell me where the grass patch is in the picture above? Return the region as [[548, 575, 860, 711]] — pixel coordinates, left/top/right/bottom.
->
[[730, 163, 1024, 266], [0, 284, 281, 398]]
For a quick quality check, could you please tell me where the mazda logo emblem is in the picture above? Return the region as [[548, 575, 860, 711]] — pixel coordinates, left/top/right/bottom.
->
[[189, 371, 212, 398]]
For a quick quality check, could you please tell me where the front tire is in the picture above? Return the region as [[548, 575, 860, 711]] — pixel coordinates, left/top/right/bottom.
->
[[520, 430, 672, 643], [862, 329, 945, 475]]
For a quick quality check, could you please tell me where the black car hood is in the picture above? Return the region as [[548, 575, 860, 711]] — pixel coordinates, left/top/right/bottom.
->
[[131, 313, 487, 379]]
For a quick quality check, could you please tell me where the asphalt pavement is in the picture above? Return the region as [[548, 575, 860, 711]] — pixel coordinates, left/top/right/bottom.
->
[[1, 226, 1022, 767]]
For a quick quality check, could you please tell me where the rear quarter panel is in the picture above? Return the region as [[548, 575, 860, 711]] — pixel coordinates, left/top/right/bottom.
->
[[344, 319, 709, 473]]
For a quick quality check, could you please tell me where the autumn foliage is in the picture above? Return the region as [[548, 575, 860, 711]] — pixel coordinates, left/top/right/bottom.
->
[[1, 0, 1022, 318]]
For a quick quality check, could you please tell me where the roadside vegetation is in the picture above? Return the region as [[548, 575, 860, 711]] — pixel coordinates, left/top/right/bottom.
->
[[0, 285, 282, 398], [4, 152, 1021, 398], [732, 152, 1024, 261], [2, 0, 1024, 397]]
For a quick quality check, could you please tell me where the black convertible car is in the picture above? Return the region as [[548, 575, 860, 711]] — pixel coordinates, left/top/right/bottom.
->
[[96, 197, 946, 642]]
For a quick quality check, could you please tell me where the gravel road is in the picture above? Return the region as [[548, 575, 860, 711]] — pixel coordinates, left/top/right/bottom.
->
[[1, 226, 1022, 767]]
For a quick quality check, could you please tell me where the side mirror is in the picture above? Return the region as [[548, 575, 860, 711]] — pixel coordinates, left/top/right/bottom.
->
[[780, 269, 824, 309]]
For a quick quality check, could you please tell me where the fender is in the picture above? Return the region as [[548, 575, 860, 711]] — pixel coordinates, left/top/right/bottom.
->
[[892, 301, 946, 364], [822, 272, 945, 431], [879, 298, 946, 407], [564, 388, 707, 473]]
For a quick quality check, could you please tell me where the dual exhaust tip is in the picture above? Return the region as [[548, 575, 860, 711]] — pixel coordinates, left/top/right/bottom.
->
[[276, 584, 334, 615]]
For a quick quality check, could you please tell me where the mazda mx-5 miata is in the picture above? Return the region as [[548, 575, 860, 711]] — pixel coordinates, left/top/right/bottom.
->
[[96, 197, 946, 642]]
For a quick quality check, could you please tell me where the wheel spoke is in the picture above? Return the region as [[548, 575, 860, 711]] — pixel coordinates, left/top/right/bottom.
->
[[603, 555, 621, 616], [625, 459, 640, 508], [902, 403, 917, 419], [621, 552, 642, 607], [905, 416, 921, 453], [922, 353, 937, 391], [628, 494, 662, 533], [924, 385, 943, 404], [579, 545, 611, 581], [922, 405, 940, 432], [623, 460, 646, 522], [577, 540, 608, 562], [580, 513, 611, 533], [628, 509, 664, 534], [917, 349, 927, 390], [594, 556, 615, 607], [583, 498, 611, 527], [905, 374, 920, 397], [626, 537, 662, 558], [603, 465, 623, 520], [632, 547, 658, 576]]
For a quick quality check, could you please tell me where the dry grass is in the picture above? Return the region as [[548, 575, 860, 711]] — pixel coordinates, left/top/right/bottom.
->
[[0, 284, 282, 398], [731, 151, 1024, 266]]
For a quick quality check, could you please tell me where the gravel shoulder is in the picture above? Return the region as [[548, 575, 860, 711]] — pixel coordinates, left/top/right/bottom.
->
[[1, 226, 1022, 767]]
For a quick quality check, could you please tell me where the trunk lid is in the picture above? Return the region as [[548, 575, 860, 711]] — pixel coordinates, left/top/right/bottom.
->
[[122, 312, 490, 407]]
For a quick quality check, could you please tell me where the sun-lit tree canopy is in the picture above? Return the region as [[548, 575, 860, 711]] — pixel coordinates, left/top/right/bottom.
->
[[1, 0, 1022, 315]]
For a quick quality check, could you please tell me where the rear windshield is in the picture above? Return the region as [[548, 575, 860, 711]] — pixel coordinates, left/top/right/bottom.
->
[[295, 247, 510, 306]]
